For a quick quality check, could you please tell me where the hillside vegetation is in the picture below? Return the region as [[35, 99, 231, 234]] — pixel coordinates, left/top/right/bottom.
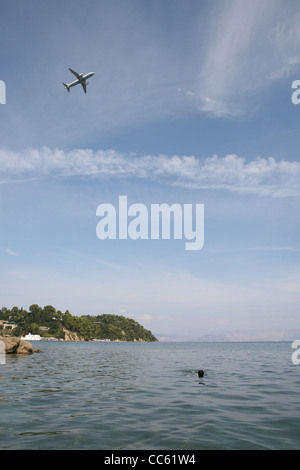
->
[[0, 305, 158, 342]]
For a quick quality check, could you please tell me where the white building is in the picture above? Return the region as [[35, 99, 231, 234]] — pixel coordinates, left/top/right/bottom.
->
[[21, 333, 42, 341]]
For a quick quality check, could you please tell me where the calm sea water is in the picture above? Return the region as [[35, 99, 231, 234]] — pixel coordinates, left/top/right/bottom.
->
[[0, 341, 299, 450]]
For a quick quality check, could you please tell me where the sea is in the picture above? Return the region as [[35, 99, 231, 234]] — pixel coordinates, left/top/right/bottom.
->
[[0, 341, 300, 450]]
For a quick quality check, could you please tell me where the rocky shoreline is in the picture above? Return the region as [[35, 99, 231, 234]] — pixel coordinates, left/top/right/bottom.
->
[[0, 336, 41, 355]]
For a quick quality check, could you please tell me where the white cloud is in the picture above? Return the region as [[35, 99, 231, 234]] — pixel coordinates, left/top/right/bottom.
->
[[268, 55, 300, 80], [185, 0, 272, 116], [0, 147, 299, 198], [268, 11, 300, 80], [185, 1, 300, 117], [5, 248, 19, 256]]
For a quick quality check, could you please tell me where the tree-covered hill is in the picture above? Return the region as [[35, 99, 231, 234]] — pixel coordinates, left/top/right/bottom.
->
[[0, 305, 158, 342]]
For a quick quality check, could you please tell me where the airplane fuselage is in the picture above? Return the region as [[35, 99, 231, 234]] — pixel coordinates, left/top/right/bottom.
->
[[63, 69, 95, 93], [70, 72, 94, 87], [78, 72, 94, 83]]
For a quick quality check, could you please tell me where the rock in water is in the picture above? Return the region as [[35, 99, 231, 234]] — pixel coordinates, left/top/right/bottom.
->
[[16, 340, 34, 354], [0, 336, 35, 354], [0, 336, 20, 353]]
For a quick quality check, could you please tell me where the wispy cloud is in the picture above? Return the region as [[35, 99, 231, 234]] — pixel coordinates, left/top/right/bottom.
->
[[185, 0, 300, 117], [0, 147, 299, 198], [268, 10, 300, 80], [185, 0, 272, 117], [268, 55, 300, 80], [5, 248, 19, 257]]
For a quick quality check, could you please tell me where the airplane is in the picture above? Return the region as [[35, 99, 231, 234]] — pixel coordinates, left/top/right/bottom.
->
[[63, 68, 95, 94]]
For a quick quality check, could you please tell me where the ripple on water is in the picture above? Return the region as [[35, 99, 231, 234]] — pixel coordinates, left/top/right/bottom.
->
[[1, 341, 300, 449]]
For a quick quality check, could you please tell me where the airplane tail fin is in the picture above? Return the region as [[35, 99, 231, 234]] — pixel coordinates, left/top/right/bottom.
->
[[63, 83, 70, 92]]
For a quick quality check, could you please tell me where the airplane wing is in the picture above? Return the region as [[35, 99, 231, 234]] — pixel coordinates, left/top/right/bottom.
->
[[69, 68, 81, 79], [81, 82, 87, 94]]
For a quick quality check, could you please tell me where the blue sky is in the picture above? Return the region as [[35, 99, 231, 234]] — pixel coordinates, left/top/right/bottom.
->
[[1, 0, 300, 339]]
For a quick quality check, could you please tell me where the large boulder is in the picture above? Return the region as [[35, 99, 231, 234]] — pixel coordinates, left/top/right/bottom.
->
[[0, 336, 35, 354], [1, 336, 20, 353], [16, 340, 34, 354]]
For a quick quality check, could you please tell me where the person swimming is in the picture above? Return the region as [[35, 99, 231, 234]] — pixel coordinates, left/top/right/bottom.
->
[[198, 370, 204, 378]]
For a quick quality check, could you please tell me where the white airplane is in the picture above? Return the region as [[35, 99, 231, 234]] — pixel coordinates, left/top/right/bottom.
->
[[63, 68, 95, 94]]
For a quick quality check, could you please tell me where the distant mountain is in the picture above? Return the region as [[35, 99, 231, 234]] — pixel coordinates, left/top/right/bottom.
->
[[198, 329, 300, 342], [157, 329, 300, 342]]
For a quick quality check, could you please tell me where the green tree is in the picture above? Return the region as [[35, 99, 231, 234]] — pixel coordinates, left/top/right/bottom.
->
[[29, 304, 42, 324]]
